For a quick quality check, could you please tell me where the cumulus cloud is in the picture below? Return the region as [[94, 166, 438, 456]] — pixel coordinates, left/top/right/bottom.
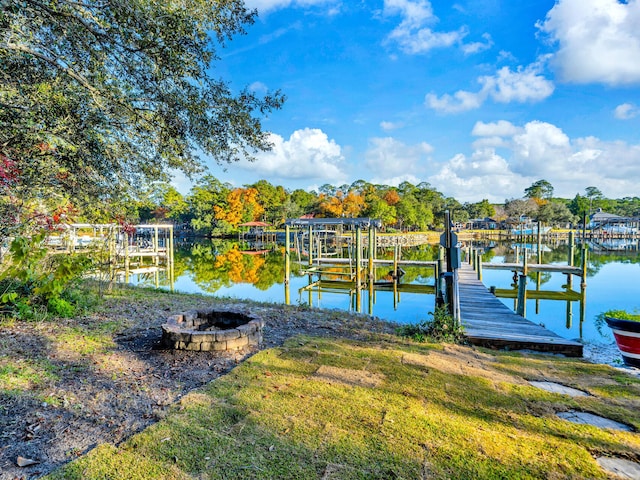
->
[[471, 120, 521, 149], [427, 119, 640, 201], [425, 59, 554, 113], [426, 149, 524, 202], [538, 0, 640, 85], [383, 0, 492, 55], [364, 137, 433, 179], [614, 103, 640, 119], [425, 89, 484, 114], [238, 128, 348, 182]]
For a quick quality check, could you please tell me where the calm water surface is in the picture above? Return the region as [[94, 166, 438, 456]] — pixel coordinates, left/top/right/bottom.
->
[[131, 238, 640, 347]]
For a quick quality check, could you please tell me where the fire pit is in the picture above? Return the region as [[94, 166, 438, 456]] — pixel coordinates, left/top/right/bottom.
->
[[161, 308, 264, 352]]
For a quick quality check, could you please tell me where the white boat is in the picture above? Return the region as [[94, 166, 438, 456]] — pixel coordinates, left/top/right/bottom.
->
[[511, 226, 552, 235]]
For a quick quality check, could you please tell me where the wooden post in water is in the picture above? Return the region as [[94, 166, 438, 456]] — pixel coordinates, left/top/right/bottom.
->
[[567, 231, 575, 289], [516, 274, 527, 316], [581, 245, 588, 289], [355, 226, 362, 288], [436, 247, 444, 307], [308, 224, 313, 266], [537, 221, 543, 264], [368, 225, 374, 283], [477, 253, 483, 281], [284, 225, 291, 305]]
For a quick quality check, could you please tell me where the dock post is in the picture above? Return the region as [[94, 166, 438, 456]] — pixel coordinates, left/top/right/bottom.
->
[[537, 221, 543, 264], [284, 225, 291, 305], [581, 245, 588, 289], [308, 224, 313, 266], [436, 247, 444, 307], [522, 250, 528, 276], [516, 274, 527, 316], [477, 254, 483, 281], [356, 226, 362, 288], [567, 231, 575, 288], [154, 225, 159, 267], [368, 225, 374, 283]]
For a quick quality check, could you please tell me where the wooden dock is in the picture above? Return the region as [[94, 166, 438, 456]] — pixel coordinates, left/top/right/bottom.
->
[[458, 263, 583, 356]]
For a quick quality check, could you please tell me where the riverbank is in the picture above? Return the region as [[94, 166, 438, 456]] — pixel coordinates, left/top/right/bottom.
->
[[2, 286, 639, 479]]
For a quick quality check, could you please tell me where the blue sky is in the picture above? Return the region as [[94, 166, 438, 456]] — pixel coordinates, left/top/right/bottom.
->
[[177, 0, 640, 203]]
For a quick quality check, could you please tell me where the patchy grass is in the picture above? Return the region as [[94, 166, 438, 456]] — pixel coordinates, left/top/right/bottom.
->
[[0, 357, 59, 394], [48, 336, 640, 479]]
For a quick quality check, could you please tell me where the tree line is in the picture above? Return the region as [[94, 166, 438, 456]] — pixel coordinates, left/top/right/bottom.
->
[[121, 177, 640, 236]]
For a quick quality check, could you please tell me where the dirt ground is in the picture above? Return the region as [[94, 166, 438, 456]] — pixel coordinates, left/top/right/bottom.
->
[[0, 290, 396, 480]]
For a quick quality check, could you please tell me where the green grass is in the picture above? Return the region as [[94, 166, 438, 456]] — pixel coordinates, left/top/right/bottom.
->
[[53, 321, 122, 356], [0, 357, 59, 394], [47, 336, 640, 480]]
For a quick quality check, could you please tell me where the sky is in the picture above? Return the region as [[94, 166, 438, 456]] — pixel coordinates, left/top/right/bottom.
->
[[176, 0, 640, 203]]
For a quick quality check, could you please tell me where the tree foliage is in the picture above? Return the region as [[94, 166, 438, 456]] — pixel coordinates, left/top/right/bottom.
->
[[1, 0, 284, 220]]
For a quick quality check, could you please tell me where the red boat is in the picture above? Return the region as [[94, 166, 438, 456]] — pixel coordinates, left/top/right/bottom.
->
[[605, 316, 640, 368]]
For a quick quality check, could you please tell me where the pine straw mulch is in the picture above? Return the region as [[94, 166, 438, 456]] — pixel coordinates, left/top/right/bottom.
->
[[0, 287, 397, 480]]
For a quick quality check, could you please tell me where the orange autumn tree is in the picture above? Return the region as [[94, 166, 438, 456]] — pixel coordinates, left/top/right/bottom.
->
[[318, 190, 365, 218], [214, 187, 264, 230]]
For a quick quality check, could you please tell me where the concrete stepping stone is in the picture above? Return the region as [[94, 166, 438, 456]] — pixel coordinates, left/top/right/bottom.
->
[[596, 457, 640, 479], [529, 381, 589, 397], [557, 410, 634, 432]]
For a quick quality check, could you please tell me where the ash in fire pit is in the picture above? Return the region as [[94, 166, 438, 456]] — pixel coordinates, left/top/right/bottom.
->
[[162, 308, 264, 352]]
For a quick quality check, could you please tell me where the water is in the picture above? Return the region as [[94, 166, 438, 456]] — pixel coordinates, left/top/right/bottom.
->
[[129, 238, 640, 348]]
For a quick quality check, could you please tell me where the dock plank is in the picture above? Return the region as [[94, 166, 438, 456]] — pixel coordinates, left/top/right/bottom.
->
[[458, 263, 583, 356]]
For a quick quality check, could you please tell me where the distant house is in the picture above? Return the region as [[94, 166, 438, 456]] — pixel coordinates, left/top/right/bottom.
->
[[588, 209, 638, 234], [466, 217, 502, 230]]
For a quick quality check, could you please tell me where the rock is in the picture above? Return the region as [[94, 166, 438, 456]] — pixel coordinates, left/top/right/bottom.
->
[[17, 456, 39, 467]]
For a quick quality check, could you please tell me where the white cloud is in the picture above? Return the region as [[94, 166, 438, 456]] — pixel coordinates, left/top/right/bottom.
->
[[511, 121, 572, 176], [425, 89, 485, 113], [471, 121, 521, 149], [426, 149, 523, 202], [248, 81, 268, 94], [426, 59, 554, 113], [539, 0, 640, 85], [472, 120, 520, 137], [380, 120, 404, 131], [370, 173, 422, 187], [237, 128, 348, 182], [480, 62, 555, 103], [427, 119, 640, 201], [245, 0, 339, 14], [364, 137, 433, 178], [614, 103, 640, 119], [382, 0, 468, 54], [461, 33, 494, 55]]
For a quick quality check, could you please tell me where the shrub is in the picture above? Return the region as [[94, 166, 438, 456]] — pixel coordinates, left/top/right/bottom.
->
[[396, 305, 465, 343], [0, 232, 93, 319]]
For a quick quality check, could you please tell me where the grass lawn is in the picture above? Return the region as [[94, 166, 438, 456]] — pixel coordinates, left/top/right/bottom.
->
[[46, 334, 640, 479]]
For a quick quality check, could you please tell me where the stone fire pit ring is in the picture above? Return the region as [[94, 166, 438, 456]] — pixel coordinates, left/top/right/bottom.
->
[[162, 308, 264, 352]]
